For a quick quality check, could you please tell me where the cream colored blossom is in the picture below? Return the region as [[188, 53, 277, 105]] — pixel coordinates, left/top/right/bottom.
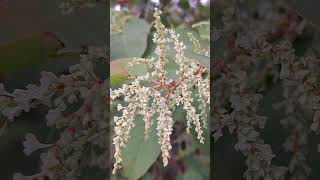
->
[[111, 8, 210, 174]]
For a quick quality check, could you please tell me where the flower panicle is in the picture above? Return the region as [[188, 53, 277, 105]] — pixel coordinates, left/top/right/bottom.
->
[[110, 7, 210, 174]]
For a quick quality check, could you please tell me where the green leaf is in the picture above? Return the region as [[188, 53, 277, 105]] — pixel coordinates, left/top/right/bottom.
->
[[184, 155, 210, 179], [111, 58, 148, 76], [192, 21, 210, 40], [111, 17, 150, 60], [110, 59, 128, 86], [110, 58, 149, 85], [0, 33, 64, 73], [110, 74, 128, 86], [140, 173, 153, 180], [122, 117, 161, 180]]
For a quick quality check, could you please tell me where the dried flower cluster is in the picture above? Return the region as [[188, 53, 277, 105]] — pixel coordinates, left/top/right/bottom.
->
[[212, 0, 320, 179], [110, 8, 210, 174], [0, 46, 108, 179]]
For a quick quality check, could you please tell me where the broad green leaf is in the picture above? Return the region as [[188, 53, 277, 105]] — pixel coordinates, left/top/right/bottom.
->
[[110, 58, 148, 85], [185, 156, 210, 179], [192, 21, 210, 40], [122, 117, 161, 180], [140, 173, 153, 180], [111, 17, 150, 60], [110, 74, 129, 86], [0, 33, 64, 73], [110, 59, 129, 86]]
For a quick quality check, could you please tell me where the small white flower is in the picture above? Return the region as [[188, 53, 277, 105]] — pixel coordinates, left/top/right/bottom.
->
[[23, 133, 52, 156], [68, 93, 78, 104], [113, 3, 121, 11], [117, 104, 124, 111], [45, 109, 62, 126]]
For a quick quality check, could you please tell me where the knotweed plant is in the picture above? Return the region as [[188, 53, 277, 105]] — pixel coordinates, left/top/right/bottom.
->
[[110, 8, 210, 174], [212, 0, 320, 179], [0, 46, 108, 180]]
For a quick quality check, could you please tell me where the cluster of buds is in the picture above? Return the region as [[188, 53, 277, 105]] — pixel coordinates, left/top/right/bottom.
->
[[110, 8, 210, 174]]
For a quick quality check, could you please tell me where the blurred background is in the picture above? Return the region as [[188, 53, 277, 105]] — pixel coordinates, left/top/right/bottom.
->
[[0, 0, 106, 179], [110, 0, 210, 28], [212, 0, 320, 180]]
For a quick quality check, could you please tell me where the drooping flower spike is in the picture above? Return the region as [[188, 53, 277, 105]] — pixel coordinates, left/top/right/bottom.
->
[[111, 7, 210, 174]]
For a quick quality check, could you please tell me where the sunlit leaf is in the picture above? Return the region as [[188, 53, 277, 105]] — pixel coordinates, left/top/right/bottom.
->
[[110, 58, 148, 85]]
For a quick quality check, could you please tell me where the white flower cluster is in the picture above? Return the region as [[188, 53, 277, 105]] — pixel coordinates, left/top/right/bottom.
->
[[110, 8, 210, 174], [213, 62, 287, 180], [211, 1, 309, 179], [272, 43, 320, 180], [213, 0, 320, 178], [0, 46, 109, 179]]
